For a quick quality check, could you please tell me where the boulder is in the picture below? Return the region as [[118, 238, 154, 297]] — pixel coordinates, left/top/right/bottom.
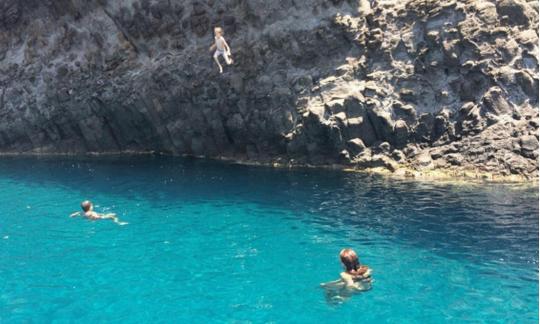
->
[[446, 153, 464, 166], [432, 110, 452, 142], [457, 103, 485, 135], [393, 119, 409, 147], [392, 102, 416, 124], [346, 116, 377, 146], [515, 71, 538, 98], [414, 152, 433, 168], [414, 113, 435, 142], [365, 105, 394, 143], [520, 135, 539, 158], [346, 138, 366, 156], [391, 149, 406, 161], [496, 0, 531, 26], [474, 1, 498, 24], [481, 87, 514, 116]]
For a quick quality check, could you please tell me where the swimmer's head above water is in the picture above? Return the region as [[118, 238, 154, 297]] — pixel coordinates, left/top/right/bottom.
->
[[81, 200, 93, 212], [339, 248, 367, 276]]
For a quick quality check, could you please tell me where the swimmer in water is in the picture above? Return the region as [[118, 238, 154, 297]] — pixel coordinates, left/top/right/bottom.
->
[[320, 248, 372, 303], [336, 248, 372, 289], [70, 200, 128, 225], [209, 26, 233, 74]]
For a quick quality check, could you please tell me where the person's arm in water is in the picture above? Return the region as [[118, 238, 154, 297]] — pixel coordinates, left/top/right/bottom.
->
[[70, 212, 81, 217], [320, 279, 343, 287]]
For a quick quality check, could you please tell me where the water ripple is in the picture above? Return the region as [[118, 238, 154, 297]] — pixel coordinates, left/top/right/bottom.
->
[[0, 156, 537, 322]]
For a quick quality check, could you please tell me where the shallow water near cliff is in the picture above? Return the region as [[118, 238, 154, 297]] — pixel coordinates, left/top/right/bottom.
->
[[0, 156, 537, 322]]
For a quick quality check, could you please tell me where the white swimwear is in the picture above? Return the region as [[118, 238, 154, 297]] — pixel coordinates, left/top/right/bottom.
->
[[214, 36, 232, 64]]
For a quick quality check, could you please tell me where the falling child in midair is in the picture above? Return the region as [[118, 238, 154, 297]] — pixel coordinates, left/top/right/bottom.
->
[[210, 27, 233, 74]]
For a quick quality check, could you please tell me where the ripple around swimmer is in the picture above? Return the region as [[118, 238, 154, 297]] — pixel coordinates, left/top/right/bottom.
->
[[0, 156, 537, 322]]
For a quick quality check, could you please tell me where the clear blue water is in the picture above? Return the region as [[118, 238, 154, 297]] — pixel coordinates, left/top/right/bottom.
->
[[0, 156, 537, 323]]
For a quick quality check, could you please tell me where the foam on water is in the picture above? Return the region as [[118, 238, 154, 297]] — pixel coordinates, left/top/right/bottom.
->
[[0, 156, 537, 322]]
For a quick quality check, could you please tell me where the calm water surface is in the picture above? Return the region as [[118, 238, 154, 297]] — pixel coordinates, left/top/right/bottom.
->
[[0, 156, 538, 323]]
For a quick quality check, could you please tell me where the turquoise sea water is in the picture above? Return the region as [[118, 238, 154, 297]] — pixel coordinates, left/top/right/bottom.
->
[[0, 156, 537, 323]]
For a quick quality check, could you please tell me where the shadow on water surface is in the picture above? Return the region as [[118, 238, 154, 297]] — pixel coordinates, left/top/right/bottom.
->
[[0, 155, 537, 270]]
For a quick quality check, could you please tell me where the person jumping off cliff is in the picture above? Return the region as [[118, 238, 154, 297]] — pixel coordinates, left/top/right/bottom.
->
[[209, 26, 233, 74]]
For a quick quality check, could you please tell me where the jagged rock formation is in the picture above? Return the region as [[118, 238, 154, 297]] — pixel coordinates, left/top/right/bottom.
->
[[0, 0, 538, 180]]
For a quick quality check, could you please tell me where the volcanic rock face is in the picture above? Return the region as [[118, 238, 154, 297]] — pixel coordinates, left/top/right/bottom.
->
[[0, 0, 538, 179]]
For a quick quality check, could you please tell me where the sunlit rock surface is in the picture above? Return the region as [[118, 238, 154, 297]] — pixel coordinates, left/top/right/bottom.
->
[[0, 0, 538, 179]]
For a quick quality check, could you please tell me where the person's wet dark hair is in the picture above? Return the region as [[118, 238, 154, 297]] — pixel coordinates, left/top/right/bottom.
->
[[81, 200, 92, 212]]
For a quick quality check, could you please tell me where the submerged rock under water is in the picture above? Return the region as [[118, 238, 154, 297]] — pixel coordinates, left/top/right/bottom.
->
[[0, 0, 538, 179]]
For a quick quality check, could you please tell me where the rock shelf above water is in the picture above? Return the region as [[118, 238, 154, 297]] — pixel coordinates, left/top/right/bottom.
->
[[0, 0, 538, 180]]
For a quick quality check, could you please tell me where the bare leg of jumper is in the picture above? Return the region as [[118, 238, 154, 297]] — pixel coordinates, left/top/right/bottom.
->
[[101, 213, 128, 225], [224, 52, 233, 65], [213, 52, 223, 73], [214, 50, 234, 73]]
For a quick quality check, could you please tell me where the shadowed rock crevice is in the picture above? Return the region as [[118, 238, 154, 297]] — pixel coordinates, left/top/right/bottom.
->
[[0, 0, 538, 180]]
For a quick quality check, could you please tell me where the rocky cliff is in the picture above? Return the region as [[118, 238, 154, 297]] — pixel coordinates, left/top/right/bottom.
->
[[0, 0, 538, 180]]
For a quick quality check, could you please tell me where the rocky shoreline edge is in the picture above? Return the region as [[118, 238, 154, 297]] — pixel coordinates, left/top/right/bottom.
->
[[1, 151, 537, 185], [1, 0, 538, 181]]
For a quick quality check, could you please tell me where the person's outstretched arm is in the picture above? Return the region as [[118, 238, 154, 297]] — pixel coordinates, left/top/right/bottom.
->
[[320, 279, 343, 287], [70, 212, 81, 218]]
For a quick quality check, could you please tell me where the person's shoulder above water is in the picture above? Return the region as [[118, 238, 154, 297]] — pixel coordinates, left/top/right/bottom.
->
[[84, 210, 101, 219]]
